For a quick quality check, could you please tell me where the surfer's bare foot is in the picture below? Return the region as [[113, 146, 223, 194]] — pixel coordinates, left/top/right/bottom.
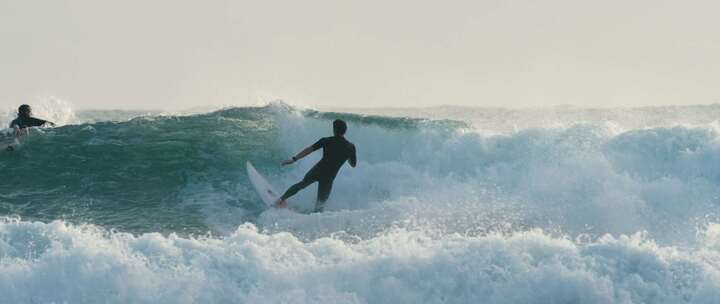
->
[[274, 199, 287, 208]]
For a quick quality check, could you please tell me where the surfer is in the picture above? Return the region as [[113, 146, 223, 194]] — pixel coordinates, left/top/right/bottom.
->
[[9, 104, 55, 129], [5, 104, 54, 151], [275, 119, 357, 212]]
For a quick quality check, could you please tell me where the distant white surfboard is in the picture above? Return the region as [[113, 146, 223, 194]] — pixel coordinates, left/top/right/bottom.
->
[[246, 161, 281, 207], [0, 128, 26, 151]]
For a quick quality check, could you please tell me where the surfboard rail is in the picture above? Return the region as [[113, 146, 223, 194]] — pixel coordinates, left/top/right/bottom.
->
[[246, 161, 281, 207]]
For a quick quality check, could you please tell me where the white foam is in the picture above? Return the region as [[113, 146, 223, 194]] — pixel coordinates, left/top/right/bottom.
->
[[267, 110, 720, 246], [2, 218, 720, 303]]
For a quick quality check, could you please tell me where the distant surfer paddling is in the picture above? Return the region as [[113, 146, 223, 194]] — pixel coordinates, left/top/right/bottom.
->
[[275, 119, 357, 212], [10, 104, 55, 129], [5, 104, 54, 151]]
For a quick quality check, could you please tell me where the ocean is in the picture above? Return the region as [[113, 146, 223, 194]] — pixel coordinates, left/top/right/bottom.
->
[[2, 101, 720, 303]]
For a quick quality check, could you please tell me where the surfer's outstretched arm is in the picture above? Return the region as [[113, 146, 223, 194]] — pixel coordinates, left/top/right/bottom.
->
[[281, 146, 316, 165], [349, 145, 357, 167]]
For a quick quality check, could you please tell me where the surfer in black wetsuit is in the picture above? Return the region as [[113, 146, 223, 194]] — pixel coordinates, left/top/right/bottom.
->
[[5, 104, 54, 151], [9, 104, 55, 129], [275, 119, 357, 212]]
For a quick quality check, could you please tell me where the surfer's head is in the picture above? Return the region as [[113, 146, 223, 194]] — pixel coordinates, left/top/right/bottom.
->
[[333, 119, 347, 136], [18, 104, 31, 118]]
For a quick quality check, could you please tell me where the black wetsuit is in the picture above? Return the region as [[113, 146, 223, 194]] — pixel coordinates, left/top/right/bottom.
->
[[10, 116, 49, 129], [281, 136, 357, 212]]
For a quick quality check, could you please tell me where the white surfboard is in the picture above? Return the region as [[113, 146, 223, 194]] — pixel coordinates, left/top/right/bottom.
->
[[0, 127, 26, 151], [246, 161, 281, 207]]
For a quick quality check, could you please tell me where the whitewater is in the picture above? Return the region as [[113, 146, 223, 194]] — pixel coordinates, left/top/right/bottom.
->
[[2, 101, 720, 303]]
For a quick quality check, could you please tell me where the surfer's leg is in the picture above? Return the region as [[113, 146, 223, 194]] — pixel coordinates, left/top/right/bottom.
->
[[314, 179, 333, 212], [280, 177, 314, 201]]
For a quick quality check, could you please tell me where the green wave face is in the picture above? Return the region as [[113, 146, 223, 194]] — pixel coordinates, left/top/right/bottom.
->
[[0, 105, 451, 234], [3, 107, 270, 233]]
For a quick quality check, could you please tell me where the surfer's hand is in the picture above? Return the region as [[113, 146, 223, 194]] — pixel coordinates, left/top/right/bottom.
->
[[281, 159, 294, 166]]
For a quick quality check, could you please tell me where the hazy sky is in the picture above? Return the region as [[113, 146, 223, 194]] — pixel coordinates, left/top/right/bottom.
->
[[1, 0, 719, 110]]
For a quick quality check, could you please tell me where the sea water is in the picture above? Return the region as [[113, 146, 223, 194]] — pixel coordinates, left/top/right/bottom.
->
[[2, 102, 720, 303]]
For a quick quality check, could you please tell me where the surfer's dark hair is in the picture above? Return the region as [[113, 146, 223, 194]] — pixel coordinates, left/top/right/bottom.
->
[[18, 104, 31, 117], [333, 119, 347, 135]]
